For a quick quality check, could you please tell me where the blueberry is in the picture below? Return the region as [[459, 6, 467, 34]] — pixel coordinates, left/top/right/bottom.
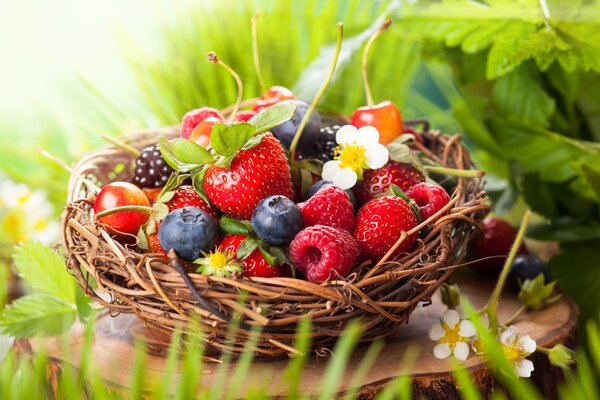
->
[[158, 207, 219, 261], [270, 100, 322, 151], [507, 255, 551, 292], [251, 195, 303, 246], [307, 180, 357, 210]]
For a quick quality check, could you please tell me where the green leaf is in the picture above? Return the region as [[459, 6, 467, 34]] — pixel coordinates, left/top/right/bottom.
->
[[191, 167, 210, 205], [269, 247, 294, 269], [219, 216, 252, 236], [158, 172, 190, 200], [236, 238, 260, 261], [386, 142, 424, 172], [492, 64, 555, 127], [13, 241, 75, 304], [210, 122, 256, 157], [0, 294, 76, 338], [528, 220, 600, 242], [75, 287, 93, 327], [137, 226, 149, 250], [258, 245, 277, 267], [248, 102, 298, 134], [159, 137, 213, 172], [518, 275, 560, 311]]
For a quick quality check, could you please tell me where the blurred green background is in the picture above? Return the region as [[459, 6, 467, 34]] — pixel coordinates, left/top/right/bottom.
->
[[1, 0, 599, 333]]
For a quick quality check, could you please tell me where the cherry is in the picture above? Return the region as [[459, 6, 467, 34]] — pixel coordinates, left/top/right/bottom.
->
[[180, 107, 223, 139], [351, 101, 403, 145], [351, 19, 402, 145], [94, 182, 151, 235], [189, 116, 221, 147], [234, 110, 257, 122], [252, 86, 296, 112]]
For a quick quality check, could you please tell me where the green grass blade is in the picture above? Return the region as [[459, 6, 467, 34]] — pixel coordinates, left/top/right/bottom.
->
[[450, 358, 483, 400], [129, 339, 148, 400], [342, 340, 384, 400], [284, 316, 313, 399]]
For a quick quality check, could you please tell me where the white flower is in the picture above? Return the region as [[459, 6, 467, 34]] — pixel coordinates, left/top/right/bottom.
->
[[0, 177, 59, 245], [500, 325, 536, 378], [429, 309, 476, 361], [321, 125, 389, 190]]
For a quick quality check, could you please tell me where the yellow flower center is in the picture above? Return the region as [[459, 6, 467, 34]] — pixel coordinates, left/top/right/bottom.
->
[[440, 322, 462, 348], [209, 251, 230, 270], [504, 344, 528, 363], [336, 143, 367, 175]]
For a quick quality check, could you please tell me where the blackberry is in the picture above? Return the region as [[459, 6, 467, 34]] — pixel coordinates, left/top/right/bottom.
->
[[132, 145, 174, 188], [297, 125, 340, 162]]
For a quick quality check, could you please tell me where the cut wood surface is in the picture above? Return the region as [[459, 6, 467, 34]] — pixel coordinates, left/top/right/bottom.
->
[[15, 273, 578, 399]]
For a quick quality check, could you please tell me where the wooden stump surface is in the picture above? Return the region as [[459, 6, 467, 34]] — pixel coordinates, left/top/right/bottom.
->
[[15, 273, 578, 399]]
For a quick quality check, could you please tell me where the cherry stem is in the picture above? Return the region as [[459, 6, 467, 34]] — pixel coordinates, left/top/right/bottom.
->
[[424, 166, 485, 178], [95, 205, 154, 219], [208, 51, 243, 124], [289, 22, 344, 178], [37, 148, 101, 193], [101, 135, 141, 157], [251, 13, 267, 94], [362, 18, 391, 107], [481, 210, 532, 335]]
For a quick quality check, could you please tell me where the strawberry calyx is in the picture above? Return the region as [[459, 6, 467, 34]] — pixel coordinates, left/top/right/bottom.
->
[[385, 184, 423, 223]]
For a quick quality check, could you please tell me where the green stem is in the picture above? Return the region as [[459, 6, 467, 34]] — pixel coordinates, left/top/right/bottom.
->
[[362, 19, 391, 107], [208, 52, 243, 124], [101, 135, 141, 157], [289, 22, 344, 178], [424, 166, 485, 178], [504, 304, 527, 326], [37, 148, 101, 193], [251, 13, 267, 94], [485, 210, 532, 335], [95, 205, 154, 219]]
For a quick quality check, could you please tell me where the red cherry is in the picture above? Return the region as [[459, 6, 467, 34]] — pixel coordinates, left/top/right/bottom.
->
[[252, 86, 296, 112], [234, 110, 257, 122], [351, 100, 403, 145], [468, 218, 529, 275], [180, 107, 223, 139], [189, 116, 221, 147], [94, 182, 150, 235]]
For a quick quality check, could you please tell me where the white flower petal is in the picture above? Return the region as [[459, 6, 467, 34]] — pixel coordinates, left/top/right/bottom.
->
[[321, 160, 341, 182], [355, 126, 380, 147], [433, 343, 452, 359], [518, 335, 537, 355], [365, 144, 389, 170], [458, 320, 476, 338], [333, 168, 358, 190], [515, 359, 534, 378], [442, 309, 460, 328], [429, 323, 445, 341], [501, 326, 519, 346], [336, 125, 359, 145], [453, 342, 470, 361]]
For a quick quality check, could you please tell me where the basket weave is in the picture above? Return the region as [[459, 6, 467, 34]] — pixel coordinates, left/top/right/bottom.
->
[[61, 125, 488, 359]]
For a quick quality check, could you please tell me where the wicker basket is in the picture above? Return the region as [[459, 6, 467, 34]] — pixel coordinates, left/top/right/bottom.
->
[[61, 125, 488, 359]]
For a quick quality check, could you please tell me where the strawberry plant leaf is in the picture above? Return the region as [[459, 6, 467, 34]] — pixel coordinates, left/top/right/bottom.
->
[[210, 122, 256, 157], [248, 102, 297, 134], [137, 226, 149, 250], [219, 216, 252, 236], [240, 133, 266, 151], [389, 184, 422, 222], [159, 137, 212, 172], [0, 294, 77, 338], [191, 167, 210, 205], [258, 245, 277, 267], [386, 142, 424, 173], [269, 247, 294, 268], [236, 238, 260, 260], [158, 172, 190, 199]]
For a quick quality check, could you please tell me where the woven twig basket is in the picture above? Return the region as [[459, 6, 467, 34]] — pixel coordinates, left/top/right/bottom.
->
[[61, 125, 488, 359]]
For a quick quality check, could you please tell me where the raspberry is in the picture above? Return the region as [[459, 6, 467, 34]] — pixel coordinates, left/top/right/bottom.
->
[[180, 107, 223, 139], [406, 182, 451, 222], [297, 185, 354, 231], [289, 225, 358, 282], [132, 145, 174, 188]]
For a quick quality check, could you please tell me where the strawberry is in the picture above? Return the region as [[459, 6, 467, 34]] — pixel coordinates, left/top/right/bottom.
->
[[297, 185, 354, 231], [204, 133, 293, 219], [353, 195, 418, 262], [353, 160, 425, 205], [218, 234, 282, 278], [164, 186, 218, 219], [147, 231, 168, 258], [289, 225, 358, 282]]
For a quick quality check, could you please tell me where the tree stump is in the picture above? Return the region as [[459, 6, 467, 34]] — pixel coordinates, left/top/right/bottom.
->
[[14, 273, 578, 399]]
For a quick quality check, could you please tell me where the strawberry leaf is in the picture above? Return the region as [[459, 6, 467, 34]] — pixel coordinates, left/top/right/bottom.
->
[[248, 102, 297, 134], [219, 216, 252, 236], [191, 167, 210, 205], [159, 137, 213, 172], [269, 246, 294, 268], [258, 245, 277, 267], [240, 133, 266, 151], [237, 238, 260, 260], [210, 122, 256, 157], [389, 184, 422, 223], [137, 227, 149, 250], [158, 172, 189, 200], [386, 142, 424, 174]]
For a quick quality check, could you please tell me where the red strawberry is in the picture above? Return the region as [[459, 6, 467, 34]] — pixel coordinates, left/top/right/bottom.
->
[[147, 232, 168, 258], [180, 107, 224, 139], [469, 218, 529, 275], [164, 186, 218, 219], [142, 188, 162, 204], [354, 196, 418, 262], [204, 133, 294, 219], [353, 160, 425, 205], [297, 185, 354, 231], [218, 235, 281, 278], [289, 225, 358, 282], [406, 182, 450, 222]]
